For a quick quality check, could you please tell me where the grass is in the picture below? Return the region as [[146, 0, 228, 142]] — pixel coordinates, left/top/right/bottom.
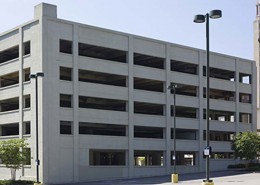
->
[[0, 180, 34, 185]]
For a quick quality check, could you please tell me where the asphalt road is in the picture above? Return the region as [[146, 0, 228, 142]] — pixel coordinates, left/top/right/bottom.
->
[[65, 170, 260, 185]]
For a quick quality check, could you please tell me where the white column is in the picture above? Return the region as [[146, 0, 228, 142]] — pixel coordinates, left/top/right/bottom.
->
[[72, 24, 80, 182], [128, 36, 134, 177]]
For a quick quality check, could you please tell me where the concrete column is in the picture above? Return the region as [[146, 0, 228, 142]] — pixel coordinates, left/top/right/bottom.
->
[[252, 61, 257, 132], [165, 43, 172, 174], [235, 59, 239, 133], [128, 36, 134, 177], [198, 50, 205, 172], [18, 26, 25, 177], [19, 27, 24, 140], [72, 24, 80, 182]]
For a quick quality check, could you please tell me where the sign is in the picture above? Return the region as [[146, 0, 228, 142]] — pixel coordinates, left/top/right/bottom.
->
[[204, 146, 212, 156]]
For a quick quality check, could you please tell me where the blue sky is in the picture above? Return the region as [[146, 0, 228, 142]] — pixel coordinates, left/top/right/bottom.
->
[[0, 0, 257, 60]]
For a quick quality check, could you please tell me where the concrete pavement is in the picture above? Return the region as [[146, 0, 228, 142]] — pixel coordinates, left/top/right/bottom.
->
[[65, 170, 260, 185]]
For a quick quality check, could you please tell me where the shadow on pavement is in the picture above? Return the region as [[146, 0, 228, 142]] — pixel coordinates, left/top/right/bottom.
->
[[63, 170, 251, 185]]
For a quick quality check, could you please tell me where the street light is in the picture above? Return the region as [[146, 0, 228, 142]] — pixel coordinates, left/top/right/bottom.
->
[[167, 83, 178, 183], [194, 10, 222, 185], [30, 72, 44, 184]]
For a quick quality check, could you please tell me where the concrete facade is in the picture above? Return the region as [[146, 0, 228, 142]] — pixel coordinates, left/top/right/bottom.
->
[[0, 3, 257, 184]]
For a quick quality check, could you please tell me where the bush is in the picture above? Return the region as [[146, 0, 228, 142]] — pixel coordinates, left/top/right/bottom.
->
[[228, 163, 260, 171], [248, 163, 260, 168], [247, 163, 260, 171], [227, 163, 245, 169], [0, 180, 34, 185]]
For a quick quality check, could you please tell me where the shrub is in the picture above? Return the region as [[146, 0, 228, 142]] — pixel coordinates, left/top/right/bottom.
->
[[227, 163, 245, 169], [0, 180, 34, 185]]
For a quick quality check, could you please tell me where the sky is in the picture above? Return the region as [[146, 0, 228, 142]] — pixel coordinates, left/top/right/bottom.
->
[[0, 0, 257, 60]]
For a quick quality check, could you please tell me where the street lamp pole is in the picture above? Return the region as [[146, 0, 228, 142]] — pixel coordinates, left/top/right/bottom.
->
[[167, 83, 178, 183], [30, 72, 44, 184], [194, 10, 222, 185]]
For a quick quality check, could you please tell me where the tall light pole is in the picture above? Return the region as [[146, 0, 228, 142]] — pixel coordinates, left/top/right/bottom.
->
[[167, 83, 178, 183], [194, 10, 222, 185], [30, 72, 44, 184]]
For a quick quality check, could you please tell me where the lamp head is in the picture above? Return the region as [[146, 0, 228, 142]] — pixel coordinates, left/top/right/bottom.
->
[[167, 83, 178, 90], [193, 14, 205, 23], [36, 72, 44, 77], [209, 10, 222, 19], [29, 74, 36, 79]]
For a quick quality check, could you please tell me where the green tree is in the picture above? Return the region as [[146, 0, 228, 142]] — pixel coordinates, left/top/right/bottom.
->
[[232, 132, 260, 162], [0, 139, 29, 180]]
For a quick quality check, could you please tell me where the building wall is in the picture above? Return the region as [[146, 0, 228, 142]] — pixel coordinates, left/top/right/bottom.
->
[[0, 3, 257, 184], [0, 20, 41, 180]]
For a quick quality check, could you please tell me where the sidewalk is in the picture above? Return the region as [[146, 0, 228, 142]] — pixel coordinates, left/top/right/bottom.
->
[[177, 171, 260, 185]]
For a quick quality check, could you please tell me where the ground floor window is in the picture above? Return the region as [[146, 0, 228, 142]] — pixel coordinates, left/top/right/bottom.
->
[[211, 152, 234, 159], [171, 151, 196, 166], [134, 150, 164, 166], [89, 150, 126, 166]]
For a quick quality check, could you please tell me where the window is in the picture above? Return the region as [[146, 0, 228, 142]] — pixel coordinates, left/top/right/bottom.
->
[[0, 69, 30, 88], [1, 123, 19, 136], [79, 96, 126, 111], [60, 39, 72, 54], [239, 113, 252, 123], [0, 71, 19, 88], [24, 148, 31, 165], [134, 77, 164, 92], [203, 66, 235, 81], [203, 131, 234, 141], [239, 93, 251, 103], [78, 43, 127, 63], [170, 83, 197, 97], [60, 121, 73, 135], [23, 41, 30, 55], [79, 69, 127, 87], [23, 95, 30, 108], [79, 122, 126, 136], [204, 109, 235, 122], [24, 68, 31, 82], [171, 129, 197, 140], [60, 67, 72, 81], [172, 151, 196, 166], [203, 88, 235, 101], [134, 53, 165, 69], [90, 150, 126, 166], [60, 94, 72, 108], [172, 106, 197, 119], [0, 97, 19, 112], [134, 102, 164, 116], [0, 45, 19, 64], [134, 126, 164, 139], [23, 121, 30, 135], [134, 150, 163, 166], [239, 73, 251, 84], [171, 60, 198, 75], [211, 152, 234, 159]]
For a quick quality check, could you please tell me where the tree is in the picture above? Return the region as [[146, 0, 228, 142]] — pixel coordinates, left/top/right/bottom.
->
[[232, 132, 260, 162], [0, 139, 29, 180]]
